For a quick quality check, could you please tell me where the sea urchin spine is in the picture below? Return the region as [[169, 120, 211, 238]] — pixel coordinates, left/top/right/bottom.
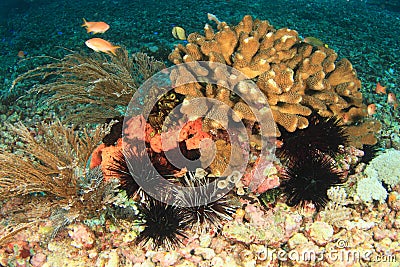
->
[[281, 154, 344, 210], [175, 172, 236, 230], [135, 198, 190, 249], [277, 112, 348, 165]]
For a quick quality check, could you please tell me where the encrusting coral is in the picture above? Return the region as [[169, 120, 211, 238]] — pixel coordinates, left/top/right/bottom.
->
[[168, 14, 379, 145]]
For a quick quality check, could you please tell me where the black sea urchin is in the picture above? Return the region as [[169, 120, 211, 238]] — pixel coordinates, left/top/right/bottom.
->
[[175, 173, 236, 230], [107, 148, 166, 200], [360, 144, 381, 164], [107, 150, 141, 198], [281, 154, 344, 210], [277, 113, 348, 165], [136, 198, 189, 249]]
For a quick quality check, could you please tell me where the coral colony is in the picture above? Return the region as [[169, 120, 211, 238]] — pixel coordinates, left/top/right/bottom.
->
[[1, 14, 399, 266]]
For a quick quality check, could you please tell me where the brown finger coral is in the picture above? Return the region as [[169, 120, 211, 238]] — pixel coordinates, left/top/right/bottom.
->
[[168, 14, 379, 146]]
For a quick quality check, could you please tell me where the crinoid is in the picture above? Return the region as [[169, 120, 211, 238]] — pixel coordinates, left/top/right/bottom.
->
[[175, 172, 236, 230], [280, 154, 344, 210], [135, 198, 190, 249], [277, 112, 348, 165], [10, 49, 165, 124]]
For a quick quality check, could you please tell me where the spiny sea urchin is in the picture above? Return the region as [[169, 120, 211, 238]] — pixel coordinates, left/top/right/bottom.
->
[[277, 112, 348, 165], [280, 154, 344, 210], [360, 144, 381, 164], [135, 198, 189, 249], [175, 172, 236, 230], [107, 147, 167, 200], [107, 149, 141, 198]]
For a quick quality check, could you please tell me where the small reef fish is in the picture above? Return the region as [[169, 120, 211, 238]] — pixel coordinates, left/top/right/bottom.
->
[[85, 38, 120, 55], [303, 36, 329, 48], [367, 103, 377, 115], [172, 26, 186, 40], [82, 18, 110, 34], [375, 82, 386, 94], [388, 92, 398, 109], [17, 50, 26, 58]]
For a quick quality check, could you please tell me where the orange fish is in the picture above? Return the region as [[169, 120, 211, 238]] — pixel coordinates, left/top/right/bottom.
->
[[85, 38, 120, 55], [367, 103, 377, 115], [375, 82, 386, 94], [17, 50, 26, 58], [388, 92, 398, 109], [82, 18, 110, 34]]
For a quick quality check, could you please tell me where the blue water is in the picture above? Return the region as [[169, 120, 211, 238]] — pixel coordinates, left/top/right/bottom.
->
[[0, 0, 399, 96]]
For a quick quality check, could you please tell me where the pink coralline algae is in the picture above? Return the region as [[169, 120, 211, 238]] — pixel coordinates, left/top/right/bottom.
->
[[30, 253, 47, 267], [242, 157, 280, 194], [68, 224, 96, 249]]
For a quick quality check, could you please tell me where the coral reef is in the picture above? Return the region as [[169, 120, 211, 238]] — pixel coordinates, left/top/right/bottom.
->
[[346, 119, 382, 149], [1, 9, 399, 267], [318, 186, 352, 229], [241, 157, 280, 194], [356, 175, 388, 204], [168, 14, 379, 145]]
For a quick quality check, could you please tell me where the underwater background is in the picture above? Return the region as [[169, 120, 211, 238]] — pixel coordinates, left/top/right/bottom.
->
[[1, 0, 400, 266], [1, 0, 400, 128]]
